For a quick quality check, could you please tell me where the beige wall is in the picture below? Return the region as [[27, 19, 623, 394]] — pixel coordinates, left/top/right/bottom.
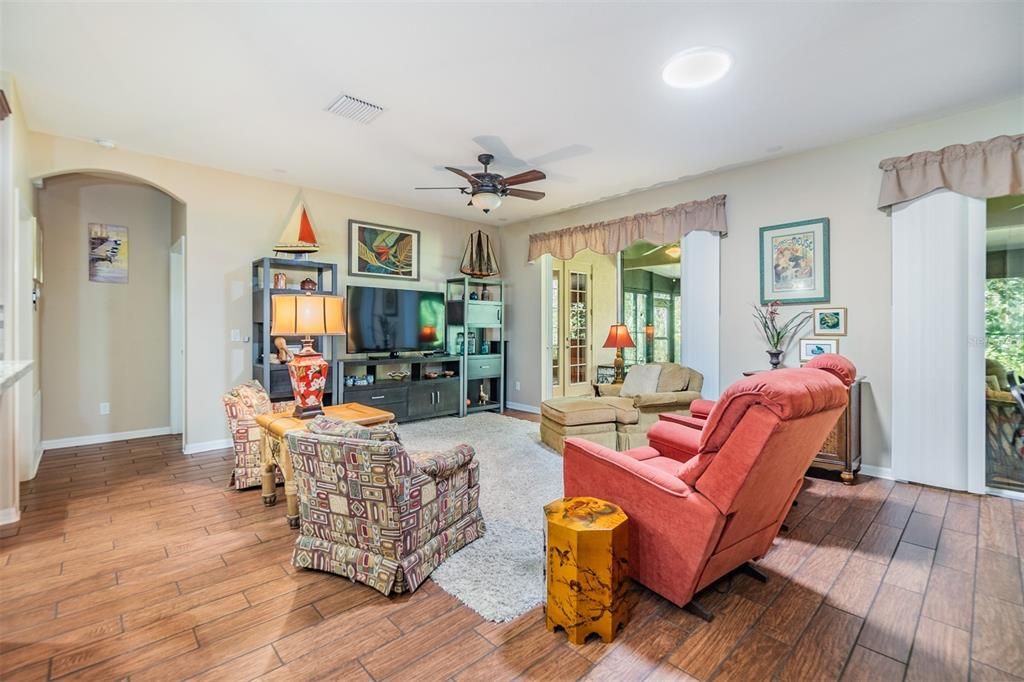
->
[[37, 174, 173, 440], [26, 133, 490, 448], [502, 96, 1024, 471]]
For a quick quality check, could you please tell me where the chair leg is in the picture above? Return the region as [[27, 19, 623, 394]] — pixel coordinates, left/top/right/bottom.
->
[[739, 562, 768, 583], [684, 599, 715, 622], [780, 523, 790, 532]]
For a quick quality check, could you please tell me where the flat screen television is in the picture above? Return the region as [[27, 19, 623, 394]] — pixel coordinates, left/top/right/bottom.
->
[[346, 285, 445, 353]]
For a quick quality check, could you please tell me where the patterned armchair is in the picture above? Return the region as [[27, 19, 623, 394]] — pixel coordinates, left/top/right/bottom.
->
[[287, 424, 485, 595], [222, 380, 294, 490]]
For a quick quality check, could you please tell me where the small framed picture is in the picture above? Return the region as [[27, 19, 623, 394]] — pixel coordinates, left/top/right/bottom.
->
[[813, 306, 847, 336], [799, 337, 839, 362]]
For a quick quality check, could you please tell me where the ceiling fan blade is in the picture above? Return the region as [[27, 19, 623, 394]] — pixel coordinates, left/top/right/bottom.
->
[[506, 188, 545, 201], [445, 167, 480, 185], [414, 186, 468, 190], [502, 169, 546, 186]]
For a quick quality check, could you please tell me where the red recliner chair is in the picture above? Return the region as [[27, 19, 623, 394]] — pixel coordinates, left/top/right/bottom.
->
[[563, 354, 856, 619]]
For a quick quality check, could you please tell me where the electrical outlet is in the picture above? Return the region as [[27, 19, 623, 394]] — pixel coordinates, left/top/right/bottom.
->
[[230, 329, 241, 342], [515, 381, 521, 391], [99, 402, 110, 415]]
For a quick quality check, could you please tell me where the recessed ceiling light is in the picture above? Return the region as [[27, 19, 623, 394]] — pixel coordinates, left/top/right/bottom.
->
[[93, 138, 117, 149], [662, 47, 732, 89]]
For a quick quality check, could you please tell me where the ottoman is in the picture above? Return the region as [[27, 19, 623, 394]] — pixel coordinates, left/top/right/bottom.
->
[[540, 397, 617, 454]]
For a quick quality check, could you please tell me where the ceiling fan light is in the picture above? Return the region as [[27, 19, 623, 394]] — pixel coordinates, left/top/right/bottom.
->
[[471, 192, 502, 212]]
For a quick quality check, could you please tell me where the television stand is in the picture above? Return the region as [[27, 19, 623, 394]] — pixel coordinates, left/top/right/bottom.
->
[[339, 355, 464, 423]]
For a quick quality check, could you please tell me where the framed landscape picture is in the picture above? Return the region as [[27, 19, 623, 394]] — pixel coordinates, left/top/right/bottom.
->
[[813, 306, 847, 335], [88, 223, 128, 284], [759, 218, 830, 305], [799, 337, 839, 362], [349, 219, 420, 281]]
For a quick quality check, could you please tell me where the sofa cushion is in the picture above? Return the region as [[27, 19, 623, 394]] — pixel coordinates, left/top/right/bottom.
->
[[621, 364, 662, 397], [541, 397, 616, 426], [644, 456, 688, 479], [598, 396, 640, 424], [307, 415, 401, 443], [656, 364, 689, 393]]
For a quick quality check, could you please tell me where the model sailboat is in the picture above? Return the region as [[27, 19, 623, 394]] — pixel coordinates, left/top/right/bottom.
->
[[274, 201, 320, 258], [460, 230, 500, 278]]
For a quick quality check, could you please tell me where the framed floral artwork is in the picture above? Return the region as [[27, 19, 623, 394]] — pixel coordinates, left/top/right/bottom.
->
[[813, 306, 847, 336], [348, 220, 420, 281], [799, 337, 839, 362], [759, 218, 830, 305]]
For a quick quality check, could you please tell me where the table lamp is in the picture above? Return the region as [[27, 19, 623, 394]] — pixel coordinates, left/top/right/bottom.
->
[[602, 324, 636, 384], [271, 293, 345, 418]]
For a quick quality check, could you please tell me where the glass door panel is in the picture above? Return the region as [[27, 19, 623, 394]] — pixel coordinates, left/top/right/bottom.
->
[[568, 271, 590, 387], [551, 271, 561, 390], [984, 195, 1024, 492]]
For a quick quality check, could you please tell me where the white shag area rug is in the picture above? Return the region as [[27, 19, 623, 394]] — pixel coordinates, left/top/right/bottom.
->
[[399, 411, 563, 622]]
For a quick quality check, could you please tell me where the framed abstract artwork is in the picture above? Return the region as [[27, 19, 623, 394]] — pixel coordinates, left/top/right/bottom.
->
[[348, 219, 420, 281], [813, 306, 847, 336], [799, 337, 839, 362], [759, 218, 830, 305], [88, 222, 129, 284]]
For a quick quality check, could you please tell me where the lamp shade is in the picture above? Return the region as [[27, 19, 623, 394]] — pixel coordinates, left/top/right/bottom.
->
[[271, 294, 345, 336], [602, 324, 635, 349]]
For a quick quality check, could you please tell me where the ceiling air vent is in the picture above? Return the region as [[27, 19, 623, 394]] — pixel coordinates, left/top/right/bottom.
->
[[326, 93, 385, 124]]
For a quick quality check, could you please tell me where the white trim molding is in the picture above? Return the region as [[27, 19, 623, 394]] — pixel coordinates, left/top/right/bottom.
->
[[505, 402, 541, 415], [40, 426, 172, 451], [0, 506, 20, 526], [682, 231, 721, 399], [859, 465, 894, 481], [183, 438, 232, 455]]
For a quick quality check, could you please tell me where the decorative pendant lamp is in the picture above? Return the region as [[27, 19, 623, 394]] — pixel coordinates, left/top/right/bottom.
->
[[271, 293, 345, 418], [460, 230, 500, 278]]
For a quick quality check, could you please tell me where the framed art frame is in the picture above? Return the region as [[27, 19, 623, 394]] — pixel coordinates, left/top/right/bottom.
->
[[88, 222, 129, 284], [799, 337, 839, 362], [813, 306, 847, 336], [759, 217, 830, 305], [348, 219, 420, 281]]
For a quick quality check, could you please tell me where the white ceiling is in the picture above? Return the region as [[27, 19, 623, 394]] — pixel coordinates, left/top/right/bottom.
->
[[2, 2, 1021, 225]]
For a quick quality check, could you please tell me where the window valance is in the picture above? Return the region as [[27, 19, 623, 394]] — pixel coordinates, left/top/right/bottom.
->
[[527, 194, 727, 262], [877, 134, 1023, 210]]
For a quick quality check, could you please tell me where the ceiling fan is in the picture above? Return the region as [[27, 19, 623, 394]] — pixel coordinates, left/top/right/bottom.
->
[[415, 153, 546, 213]]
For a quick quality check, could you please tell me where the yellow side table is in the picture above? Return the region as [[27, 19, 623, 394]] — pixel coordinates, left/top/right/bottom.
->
[[543, 496, 629, 644]]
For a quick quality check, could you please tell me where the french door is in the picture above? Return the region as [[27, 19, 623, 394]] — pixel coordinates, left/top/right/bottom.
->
[[551, 263, 593, 397]]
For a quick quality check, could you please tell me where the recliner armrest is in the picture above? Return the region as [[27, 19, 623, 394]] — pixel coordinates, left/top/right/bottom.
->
[[411, 444, 476, 478], [647, 419, 701, 463], [563, 437, 692, 496], [689, 399, 716, 420]]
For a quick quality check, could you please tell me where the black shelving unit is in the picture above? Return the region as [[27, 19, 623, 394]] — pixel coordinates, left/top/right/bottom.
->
[[251, 257, 339, 403], [339, 356, 463, 423]]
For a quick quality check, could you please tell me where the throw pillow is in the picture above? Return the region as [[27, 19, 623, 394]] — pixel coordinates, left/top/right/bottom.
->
[[620, 364, 663, 397], [656, 364, 689, 393], [307, 415, 401, 443]]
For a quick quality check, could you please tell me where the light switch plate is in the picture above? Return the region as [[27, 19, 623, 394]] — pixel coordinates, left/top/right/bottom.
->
[[230, 329, 241, 342], [99, 402, 110, 415]]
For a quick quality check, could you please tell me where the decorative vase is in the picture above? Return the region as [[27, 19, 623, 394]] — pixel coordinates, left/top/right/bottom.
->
[[300, 277, 317, 291], [273, 272, 287, 289], [767, 349, 783, 370], [287, 351, 329, 418]]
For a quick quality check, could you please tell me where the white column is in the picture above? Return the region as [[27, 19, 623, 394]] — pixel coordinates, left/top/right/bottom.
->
[[681, 231, 721, 398], [891, 190, 986, 490]]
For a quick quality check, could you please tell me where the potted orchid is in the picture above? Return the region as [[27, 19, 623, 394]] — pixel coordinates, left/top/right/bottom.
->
[[753, 301, 810, 369]]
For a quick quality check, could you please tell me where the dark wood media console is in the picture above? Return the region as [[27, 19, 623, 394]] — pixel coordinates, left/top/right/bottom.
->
[[339, 355, 464, 423]]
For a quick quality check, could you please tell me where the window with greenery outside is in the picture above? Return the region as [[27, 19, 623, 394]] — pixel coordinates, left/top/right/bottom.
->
[[986, 277, 1024, 375]]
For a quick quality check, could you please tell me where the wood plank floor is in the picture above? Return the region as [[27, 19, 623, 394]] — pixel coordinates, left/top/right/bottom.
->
[[3, 422, 1023, 681]]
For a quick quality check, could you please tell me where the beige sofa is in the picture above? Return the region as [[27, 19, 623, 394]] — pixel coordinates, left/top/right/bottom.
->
[[541, 363, 703, 453]]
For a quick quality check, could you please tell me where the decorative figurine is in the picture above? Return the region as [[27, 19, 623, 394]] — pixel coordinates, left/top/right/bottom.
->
[[481, 285, 490, 301], [273, 272, 287, 289], [274, 336, 293, 363], [300, 277, 317, 291], [469, 291, 479, 301], [478, 383, 489, 405], [480, 340, 490, 355], [455, 331, 465, 355]]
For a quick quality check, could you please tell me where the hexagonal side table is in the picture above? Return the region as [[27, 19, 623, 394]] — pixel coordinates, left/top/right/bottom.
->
[[543, 496, 629, 644]]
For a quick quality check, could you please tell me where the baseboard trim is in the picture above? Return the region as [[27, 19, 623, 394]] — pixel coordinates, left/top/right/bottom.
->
[[859, 465, 894, 480], [183, 438, 233, 455], [505, 401, 541, 414], [41, 426, 172, 452], [0, 507, 21, 526]]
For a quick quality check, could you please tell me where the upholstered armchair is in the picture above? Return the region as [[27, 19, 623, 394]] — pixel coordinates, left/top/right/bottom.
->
[[594, 363, 704, 449], [563, 356, 854, 617], [287, 424, 485, 595], [222, 380, 294, 490]]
